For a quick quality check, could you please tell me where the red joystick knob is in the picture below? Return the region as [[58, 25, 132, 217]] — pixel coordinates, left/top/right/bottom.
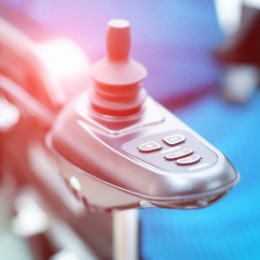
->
[[89, 19, 147, 116], [106, 19, 131, 61]]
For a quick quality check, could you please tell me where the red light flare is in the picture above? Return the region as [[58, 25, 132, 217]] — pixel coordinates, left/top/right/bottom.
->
[[36, 38, 90, 102]]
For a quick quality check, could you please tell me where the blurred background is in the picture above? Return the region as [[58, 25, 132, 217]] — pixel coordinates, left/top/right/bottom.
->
[[0, 0, 259, 259]]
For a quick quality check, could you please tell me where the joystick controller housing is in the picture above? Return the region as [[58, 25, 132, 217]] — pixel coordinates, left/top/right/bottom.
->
[[47, 19, 239, 211]]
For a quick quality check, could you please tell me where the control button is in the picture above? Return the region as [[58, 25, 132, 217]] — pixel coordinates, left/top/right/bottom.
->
[[165, 148, 193, 161], [163, 134, 185, 146], [176, 154, 201, 165], [138, 141, 161, 153]]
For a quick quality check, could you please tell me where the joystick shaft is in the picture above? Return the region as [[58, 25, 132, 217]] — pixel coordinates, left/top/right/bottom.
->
[[107, 19, 130, 61]]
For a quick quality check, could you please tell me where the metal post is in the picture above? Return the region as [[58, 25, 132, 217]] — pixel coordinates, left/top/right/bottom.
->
[[113, 209, 139, 260]]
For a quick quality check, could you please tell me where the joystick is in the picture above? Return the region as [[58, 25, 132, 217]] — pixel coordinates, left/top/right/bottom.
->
[[47, 20, 239, 211], [89, 19, 147, 116]]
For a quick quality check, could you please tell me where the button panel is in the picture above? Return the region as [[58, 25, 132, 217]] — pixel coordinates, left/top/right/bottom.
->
[[122, 130, 218, 172]]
